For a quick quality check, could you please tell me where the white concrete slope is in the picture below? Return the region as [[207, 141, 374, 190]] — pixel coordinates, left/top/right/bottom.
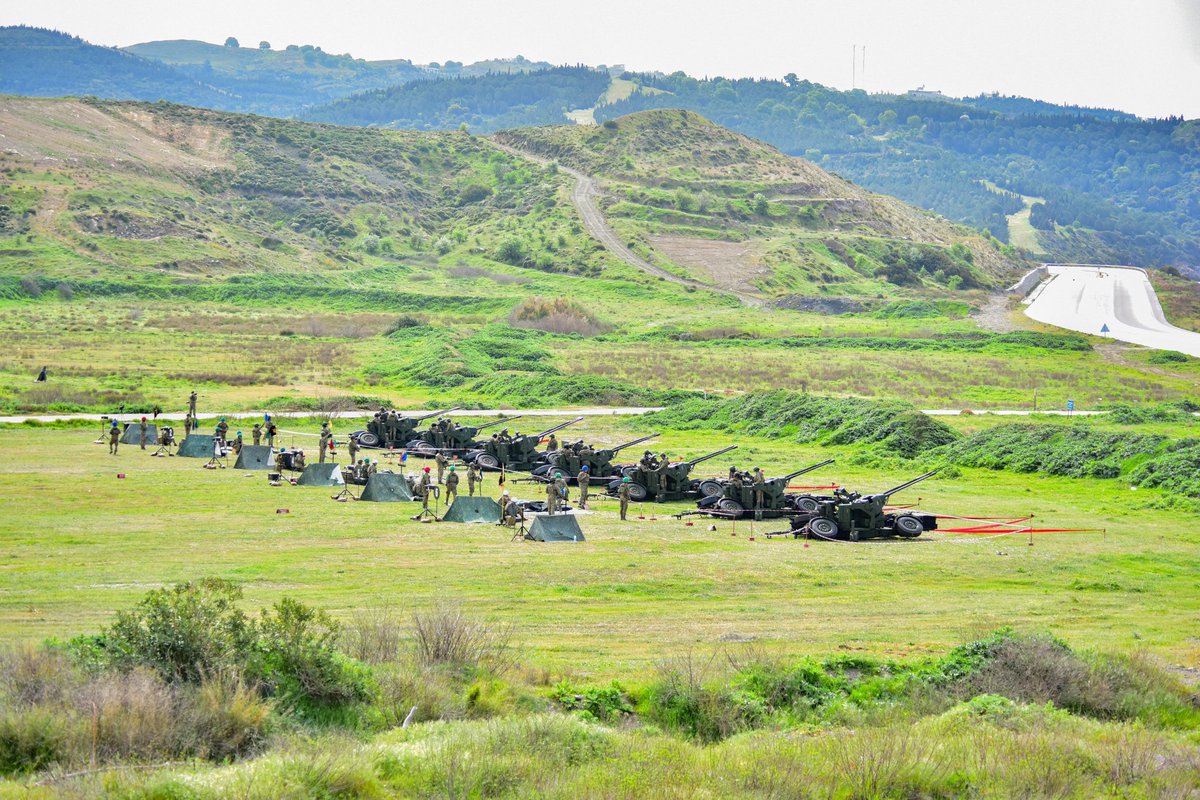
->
[[1023, 264, 1200, 357]]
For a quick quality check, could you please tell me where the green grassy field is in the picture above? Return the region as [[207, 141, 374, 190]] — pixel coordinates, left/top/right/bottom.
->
[[2, 421, 1196, 675]]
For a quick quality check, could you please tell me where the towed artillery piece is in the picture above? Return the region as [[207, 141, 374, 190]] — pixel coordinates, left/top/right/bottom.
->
[[465, 417, 584, 471], [695, 459, 835, 519], [532, 433, 660, 482], [785, 471, 939, 541], [353, 407, 459, 449], [405, 415, 523, 456], [606, 445, 738, 502]]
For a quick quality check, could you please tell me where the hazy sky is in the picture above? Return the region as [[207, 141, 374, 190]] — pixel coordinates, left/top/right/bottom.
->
[[5, 0, 1199, 118]]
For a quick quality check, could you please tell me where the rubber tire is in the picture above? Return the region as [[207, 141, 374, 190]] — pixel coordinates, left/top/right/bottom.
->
[[413, 442, 437, 457], [698, 479, 724, 498], [627, 482, 649, 502], [794, 495, 820, 512], [717, 498, 745, 519], [894, 515, 924, 538], [355, 431, 380, 448], [807, 517, 838, 538], [476, 453, 500, 469]]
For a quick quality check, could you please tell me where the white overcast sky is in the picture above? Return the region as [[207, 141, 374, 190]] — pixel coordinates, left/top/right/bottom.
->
[[4, 0, 1199, 118]]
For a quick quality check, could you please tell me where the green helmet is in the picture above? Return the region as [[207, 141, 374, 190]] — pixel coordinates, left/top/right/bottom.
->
[[622, 476, 631, 483], [449, 466, 456, 471], [555, 472, 562, 478]]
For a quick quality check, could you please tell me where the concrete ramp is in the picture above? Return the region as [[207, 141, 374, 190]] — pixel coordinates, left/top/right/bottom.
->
[[527, 514, 585, 542], [360, 472, 413, 502], [120, 423, 157, 445], [177, 434, 216, 458], [234, 445, 273, 471], [443, 496, 501, 523], [297, 462, 344, 487]]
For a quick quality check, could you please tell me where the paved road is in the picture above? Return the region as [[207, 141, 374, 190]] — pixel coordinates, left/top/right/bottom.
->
[[1024, 264, 1200, 357], [491, 140, 762, 307], [9, 407, 1187, 426]]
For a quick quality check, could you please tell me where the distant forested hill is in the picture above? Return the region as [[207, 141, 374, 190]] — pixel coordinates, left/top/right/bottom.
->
[[0, 27, 231, 107], [304, 66, 612, 131], [594, 73, 1200, 270]]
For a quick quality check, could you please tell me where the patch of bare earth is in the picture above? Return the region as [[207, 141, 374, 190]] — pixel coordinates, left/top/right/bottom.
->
[[649, 235, 767, 294], [0, 98, 228, 173]]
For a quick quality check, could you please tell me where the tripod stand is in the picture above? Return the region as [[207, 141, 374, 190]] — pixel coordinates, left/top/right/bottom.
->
[[410, 485, 440, 522], [151, 442, 174, 457], [510, 517, 530, 542]]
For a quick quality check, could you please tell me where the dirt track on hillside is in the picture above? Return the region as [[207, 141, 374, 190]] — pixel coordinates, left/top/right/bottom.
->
[[491, 140, 762, 307]]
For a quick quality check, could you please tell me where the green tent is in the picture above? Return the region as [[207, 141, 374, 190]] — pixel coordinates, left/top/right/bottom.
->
[[360, 472, 414, 502], [443, 496, 501, 523], [233, 445, 273, 470], [526, 514, 585, 542], [297, 462, 344, 487], [120, 423, 157, 445], [177, 434, 216, 458]]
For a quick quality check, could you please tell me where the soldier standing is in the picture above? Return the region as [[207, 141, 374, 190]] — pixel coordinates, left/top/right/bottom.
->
[[252, 424, 262, 446], [728, 465, 738, 481], [554, 472, 568, 506], [188, 391, 198, 418], [445, 466, 459, 505], [547, 433, 558, 452], [467, 463, 481, 496], [232, 431, 244, 455], [618, 476, 632, 520], [318, 422, 332, 463], [656, 453, 670, 501], [214, 417, 229, 443], [348, 436, 359, 464], [545, 476, 559, 515], [435, 451, 448, 483], [265, 418, 277, 448], [753, 468, 766, 509], [418, 466, 433, 511], [108, 421, 120, 455], [138, 416, 149, 450], [386, 411, 399, 448], [184, 413, 194, 438], [577, 465, 590, 509]]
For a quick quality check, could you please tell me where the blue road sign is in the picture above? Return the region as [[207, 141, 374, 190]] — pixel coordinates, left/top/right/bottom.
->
[[1067, 399, 1075, 412], [1100, 323, 1110, 334]]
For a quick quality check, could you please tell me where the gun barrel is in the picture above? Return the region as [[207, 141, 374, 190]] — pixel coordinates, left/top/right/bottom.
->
[[780, 459, 835, 482], [535, 416, 585, 439], [610, 433, 660, 453], [476, 415, 522, 432], [412, 406, 462, 422], [686, 444, 738, 467], [872, 470, 938, 500]]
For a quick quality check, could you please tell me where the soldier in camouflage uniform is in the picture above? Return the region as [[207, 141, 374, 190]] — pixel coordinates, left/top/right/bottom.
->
[[318, 422, 332, 463], [577, 465, 590, 509], [108, 421, 120, 455], [445, 466, 459, 505]]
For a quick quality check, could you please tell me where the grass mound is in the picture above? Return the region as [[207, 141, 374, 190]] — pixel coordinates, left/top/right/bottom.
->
[[646, 391, 959, 457]]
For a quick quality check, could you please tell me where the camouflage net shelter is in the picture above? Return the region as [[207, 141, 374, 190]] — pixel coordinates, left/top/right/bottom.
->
[[527, 514, 585, 542], [297, 462, 344, 487], [360, 472, 414, 502], [177, 434, 216, 458], [233, 445, 273, 470], [119, 423, 158, 445], [443, 496, 501, 523]]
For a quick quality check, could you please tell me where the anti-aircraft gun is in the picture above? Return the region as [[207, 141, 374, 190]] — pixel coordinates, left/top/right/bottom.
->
[[607, 445, 738, 502], [791, 471, 939, 541], [466, 417, 584, 471], [355, 407, 459, 449], [696, 459, 835, 519], [406, 415, 523, 456], [532, 433, 660, 482]]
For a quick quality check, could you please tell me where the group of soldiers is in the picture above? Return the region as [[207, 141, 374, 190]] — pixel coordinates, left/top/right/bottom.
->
[[729, 465, 769, 508], [637, 450, 675, 496]]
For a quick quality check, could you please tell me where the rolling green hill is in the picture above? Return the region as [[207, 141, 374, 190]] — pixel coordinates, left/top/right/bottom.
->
[[2, 97, 1195, 415]]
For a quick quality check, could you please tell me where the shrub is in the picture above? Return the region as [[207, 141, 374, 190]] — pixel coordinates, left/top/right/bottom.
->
[[412, 604, 514, 675], [187, 674, 271, 760], [552, 681, 634, 722], [0, 708, 75, 776], [341, 608, 403, 665], [495, 239, 528, 266], [508, 296, 612, 336], [99, 578, 256, 683], [254, 597, 371, 715], [0, 645, 77, 708], [19, 275, 41, 298], [77, 668, 183, 761]]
